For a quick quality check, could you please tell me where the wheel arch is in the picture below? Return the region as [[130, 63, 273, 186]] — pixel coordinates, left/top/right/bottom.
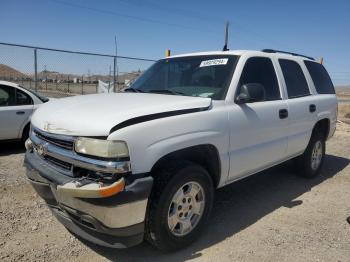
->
[[150, 144, 221, 188], [313, 118, 330, 140]]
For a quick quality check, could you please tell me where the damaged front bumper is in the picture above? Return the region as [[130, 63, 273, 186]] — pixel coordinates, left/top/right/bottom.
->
[[24, 150, 153, 248]]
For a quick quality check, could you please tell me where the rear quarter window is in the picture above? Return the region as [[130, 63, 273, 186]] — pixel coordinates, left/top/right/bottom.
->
[[304, 61, 335, 94]]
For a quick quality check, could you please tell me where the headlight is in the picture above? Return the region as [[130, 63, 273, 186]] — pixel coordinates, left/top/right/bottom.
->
[[75, 138, 129, 158]]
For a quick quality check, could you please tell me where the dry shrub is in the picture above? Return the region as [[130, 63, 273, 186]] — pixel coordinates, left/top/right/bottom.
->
[[338, 104, 350, 119]]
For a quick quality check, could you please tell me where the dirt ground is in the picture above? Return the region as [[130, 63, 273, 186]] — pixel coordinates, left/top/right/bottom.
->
[[1, 123, 350, 262]]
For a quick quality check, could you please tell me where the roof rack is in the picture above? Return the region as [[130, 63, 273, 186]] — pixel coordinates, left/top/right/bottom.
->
[[261, 49, 315, 61]]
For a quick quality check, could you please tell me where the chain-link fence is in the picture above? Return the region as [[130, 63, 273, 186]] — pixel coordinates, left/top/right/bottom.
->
[[0, 42, 155, 97]]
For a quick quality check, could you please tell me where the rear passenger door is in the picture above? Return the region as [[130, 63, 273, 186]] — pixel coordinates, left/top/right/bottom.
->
[[278, 59, 317, 156], [304, 60, 337, 139]]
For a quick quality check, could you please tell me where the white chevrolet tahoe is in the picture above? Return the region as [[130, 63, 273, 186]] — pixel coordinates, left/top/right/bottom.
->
[[24, 49, 337, 251]]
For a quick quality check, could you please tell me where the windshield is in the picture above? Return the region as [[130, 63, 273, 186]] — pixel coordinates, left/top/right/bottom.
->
[[19, 86, 49, 103], [129, 55, 239, 100]]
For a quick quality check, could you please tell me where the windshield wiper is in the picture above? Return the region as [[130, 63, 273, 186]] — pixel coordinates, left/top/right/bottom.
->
[[124, 87, 144, 93], [147, 89, 185, 96]]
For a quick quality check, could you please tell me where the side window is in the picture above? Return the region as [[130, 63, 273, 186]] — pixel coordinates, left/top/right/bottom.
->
[[0, 85, 15, 107], [16, 89, 33, 105], [238, 57, 280, 101], [304, 61, 335, 94], [279, 59, 310, 98]]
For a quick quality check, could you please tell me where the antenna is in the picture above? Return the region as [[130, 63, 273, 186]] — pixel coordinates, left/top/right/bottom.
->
[[223, 21, 229, 51]]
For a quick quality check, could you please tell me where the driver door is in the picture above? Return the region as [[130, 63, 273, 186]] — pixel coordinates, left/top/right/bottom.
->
[[227, 57, 289, 182]]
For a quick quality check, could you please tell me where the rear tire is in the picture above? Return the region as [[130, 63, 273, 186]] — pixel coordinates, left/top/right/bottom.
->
[[296, 131, 325, 178], [145, 160, 214, 251]]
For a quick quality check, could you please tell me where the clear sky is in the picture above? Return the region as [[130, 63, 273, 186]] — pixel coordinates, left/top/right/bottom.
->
[[0, 0, 349, 85]]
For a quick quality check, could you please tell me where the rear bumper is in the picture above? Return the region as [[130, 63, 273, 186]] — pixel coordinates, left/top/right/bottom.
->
[[24, 151, 153, 248]]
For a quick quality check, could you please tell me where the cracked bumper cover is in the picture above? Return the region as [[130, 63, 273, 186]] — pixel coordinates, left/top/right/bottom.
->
[[24, 151, 153, 248]]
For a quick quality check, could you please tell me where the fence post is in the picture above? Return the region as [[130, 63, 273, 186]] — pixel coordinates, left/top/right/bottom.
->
[[68, 75, 70, 93], [96, 77, 98, 93], [113, 56, 116, 92], [81, 75, 84, 95], [34, 49, 38, 92], [56, 75, 58, 91]]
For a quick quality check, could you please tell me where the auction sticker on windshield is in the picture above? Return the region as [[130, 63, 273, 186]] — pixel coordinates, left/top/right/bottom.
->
[[200, 58, 228, 67]]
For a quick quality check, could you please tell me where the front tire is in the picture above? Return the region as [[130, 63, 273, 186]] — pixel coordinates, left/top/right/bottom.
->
[[297, 131, 325, 178], [146, 161, 214, 251]]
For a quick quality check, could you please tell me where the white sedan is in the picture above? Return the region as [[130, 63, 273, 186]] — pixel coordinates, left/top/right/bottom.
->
[[0, 81, 49, 142]]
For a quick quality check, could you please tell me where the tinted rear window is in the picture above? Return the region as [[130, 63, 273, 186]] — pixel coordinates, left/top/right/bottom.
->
[[304, 61, 335, 94], [279, 59, 310, 98]]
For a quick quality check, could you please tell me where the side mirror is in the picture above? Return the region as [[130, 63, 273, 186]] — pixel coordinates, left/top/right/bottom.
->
[[235, 83, 265, 104]]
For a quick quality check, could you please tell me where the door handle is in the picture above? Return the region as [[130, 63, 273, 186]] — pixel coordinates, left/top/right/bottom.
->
[[279, 109, 288, 119], [16, 111, 25, 115], [309, 104, 316, 113]]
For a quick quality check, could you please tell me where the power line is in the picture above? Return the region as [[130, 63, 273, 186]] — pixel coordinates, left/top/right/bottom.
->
[[115, 0, 224, 25], [50, 0, 287, 49], [50, 0, 219, 34], [114, 0, 286, 48], [45, 0, 333, 60]]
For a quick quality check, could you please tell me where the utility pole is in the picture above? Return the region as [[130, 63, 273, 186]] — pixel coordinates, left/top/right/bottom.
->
[[114, 36, 119, 92], [34, 49, 38, 91], [44, 65, 47, 90], [223, 21, 229, 51]]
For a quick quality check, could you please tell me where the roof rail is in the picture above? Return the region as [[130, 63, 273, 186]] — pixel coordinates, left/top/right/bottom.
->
[[261, 49, 315, 61]]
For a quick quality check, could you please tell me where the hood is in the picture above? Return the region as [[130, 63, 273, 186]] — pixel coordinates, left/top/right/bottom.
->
[[31, 93, 211, 136]]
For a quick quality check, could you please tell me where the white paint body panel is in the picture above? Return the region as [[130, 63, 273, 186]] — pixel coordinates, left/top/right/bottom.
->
[[226, 100, 289, 182], [29, 50, 338, 188], [108, 100, 230, 185], [31, 93, 211, 136]]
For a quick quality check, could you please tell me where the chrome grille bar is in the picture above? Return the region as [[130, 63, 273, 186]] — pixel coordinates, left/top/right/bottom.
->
[[30, 128, 131, 175]]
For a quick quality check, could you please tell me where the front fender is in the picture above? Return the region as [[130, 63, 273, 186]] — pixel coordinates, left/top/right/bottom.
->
[[108, 104, 230, 187]]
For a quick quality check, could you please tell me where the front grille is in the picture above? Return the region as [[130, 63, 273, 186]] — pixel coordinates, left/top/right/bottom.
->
[[34, 130, 74, 150], [30, 126, 131, 176], [44, 155, 72, 171]]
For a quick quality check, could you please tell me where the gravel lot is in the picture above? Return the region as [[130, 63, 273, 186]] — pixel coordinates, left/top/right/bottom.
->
[[0, 123, 350, 261]]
